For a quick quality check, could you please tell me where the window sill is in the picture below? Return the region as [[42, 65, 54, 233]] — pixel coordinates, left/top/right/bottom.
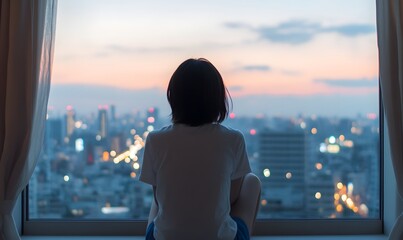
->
[[22, 235, 387, 240]]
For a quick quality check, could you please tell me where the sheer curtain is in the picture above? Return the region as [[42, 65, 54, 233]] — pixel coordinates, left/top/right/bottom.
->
[[376, 0, 403, 239], [0, 0, 57, 239]]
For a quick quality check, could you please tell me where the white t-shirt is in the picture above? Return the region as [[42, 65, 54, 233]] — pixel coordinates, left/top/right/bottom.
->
[[139, 123, 251, 240]]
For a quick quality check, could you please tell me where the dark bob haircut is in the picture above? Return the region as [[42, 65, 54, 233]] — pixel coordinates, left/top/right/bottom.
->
[[167, 58, 231, 126]]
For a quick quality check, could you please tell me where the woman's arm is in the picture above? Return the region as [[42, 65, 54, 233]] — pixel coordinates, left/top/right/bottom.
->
[[230, 177, 243, 207], [147, 186, 159, 227]]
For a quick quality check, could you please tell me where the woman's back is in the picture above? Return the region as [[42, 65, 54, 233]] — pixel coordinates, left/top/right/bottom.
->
[[140, 123, 251, 239]]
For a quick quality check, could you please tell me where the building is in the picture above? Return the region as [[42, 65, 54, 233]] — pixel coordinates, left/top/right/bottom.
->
[[98, 108, 108, 138], [64, 106, 76, 140], [258, 129, 308, 218]]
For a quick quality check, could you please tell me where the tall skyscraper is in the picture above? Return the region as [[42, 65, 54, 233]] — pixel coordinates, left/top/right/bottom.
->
[[110, 105, 116, 123], [65, 105, 75, 139], [98, 107, 108, 138], [258, 129, 308, 217], [44, 118, 63, 155]]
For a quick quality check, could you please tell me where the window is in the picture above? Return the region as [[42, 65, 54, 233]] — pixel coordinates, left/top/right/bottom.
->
[[25, 0, 381, 235]]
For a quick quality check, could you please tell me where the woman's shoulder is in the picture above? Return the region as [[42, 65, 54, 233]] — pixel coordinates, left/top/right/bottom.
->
[[147, 125, 174, 137], [214, 124, 244, 139]]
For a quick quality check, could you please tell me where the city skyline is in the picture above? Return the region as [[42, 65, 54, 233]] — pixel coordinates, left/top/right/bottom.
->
[[48, 83, 379, 118], [31, 105, 380, 219]]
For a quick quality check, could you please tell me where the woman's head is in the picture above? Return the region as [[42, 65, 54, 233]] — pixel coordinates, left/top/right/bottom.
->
[[167, 58, 231, 126]]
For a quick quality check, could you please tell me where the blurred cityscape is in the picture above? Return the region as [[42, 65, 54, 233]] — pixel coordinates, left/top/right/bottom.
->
[[29, 105, 380, 219]]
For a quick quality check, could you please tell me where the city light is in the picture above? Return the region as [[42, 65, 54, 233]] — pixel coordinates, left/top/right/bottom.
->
[[147, 117, 155, 123], [74, 121, 83, 128], [342, 140, 354, 148], [367, 113, 377, 120], [328, 136, 336, 144], [101, 206, 130, 215], [261, 199, 267, 206], [319, 143, 327, 153], [95, 135, 101, 141], [75, 138, 84, 152], [71, 209, 84, 216], [102, 151, 109, 161], [311, 128, 317, 135], [360, 204, 369, 216], [327, 144, 340, 154], [315, 192, 322, 199], [347, 183, 354, 196], [315, 163, 323, 170], [346, 198, 354, 208], [133, 162, 140, 169], [63, 175, 70, 182], [285, 172, 292, 179], [110, 151, 116, 157], [249, 129, 257, 135], [263, 168, 271, 177], [337, 182, 343, 190]]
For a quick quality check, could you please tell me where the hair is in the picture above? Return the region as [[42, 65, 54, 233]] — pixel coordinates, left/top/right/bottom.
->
[[167, 58, 231, 126]]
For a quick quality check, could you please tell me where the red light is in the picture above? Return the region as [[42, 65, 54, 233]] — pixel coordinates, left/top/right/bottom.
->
[[148, 107, 154, 113], [367, 113, 377, 120], [229, 113, 236, 119], [66, 105, 73, 111], [98, 105, 108, 110], [250, 129, 257, 135], [147, 117, 155, 123]]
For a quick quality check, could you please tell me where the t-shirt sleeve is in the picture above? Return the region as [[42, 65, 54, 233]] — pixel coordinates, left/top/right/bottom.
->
[[139, 133, 157, 186], [231, 132, 252, 180]]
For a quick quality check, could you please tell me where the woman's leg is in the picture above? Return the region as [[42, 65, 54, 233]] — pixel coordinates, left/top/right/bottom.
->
[[230, 173, 261, 234]]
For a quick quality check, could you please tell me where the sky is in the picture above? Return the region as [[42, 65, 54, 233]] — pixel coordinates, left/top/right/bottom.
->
[[50, 0, 379, 118]]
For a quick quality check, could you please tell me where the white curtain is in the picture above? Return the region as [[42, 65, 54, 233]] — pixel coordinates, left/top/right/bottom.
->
[[376, 0, 403, 239], [0, 0, 57, 239]]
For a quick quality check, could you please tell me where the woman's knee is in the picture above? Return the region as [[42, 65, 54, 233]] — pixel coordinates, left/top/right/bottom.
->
[[243, 173, 261, 193]]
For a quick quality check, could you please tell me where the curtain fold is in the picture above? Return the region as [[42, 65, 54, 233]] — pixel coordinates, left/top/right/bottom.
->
[[0, 0, 57, 239], [376, 0, 403, 239]]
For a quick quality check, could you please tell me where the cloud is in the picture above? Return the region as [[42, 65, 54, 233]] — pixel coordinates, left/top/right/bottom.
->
[[228, 85, 244, 92], [314, 78, 378, 88], [225, 20, 375, 45], [281, 69, 301, 76], [325, 24, 375, 37], [95, 44, 181, 57], [240, 65, 271, 72]]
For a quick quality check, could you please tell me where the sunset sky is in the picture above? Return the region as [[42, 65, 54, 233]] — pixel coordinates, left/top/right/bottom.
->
[[50, 0, 378, 117]]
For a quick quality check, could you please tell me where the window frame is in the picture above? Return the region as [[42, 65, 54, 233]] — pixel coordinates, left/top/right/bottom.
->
[[21, 2, 385, 234]]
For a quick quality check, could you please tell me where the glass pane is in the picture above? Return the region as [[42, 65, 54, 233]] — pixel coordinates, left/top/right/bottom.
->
[[29, 0, 379, 219]]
